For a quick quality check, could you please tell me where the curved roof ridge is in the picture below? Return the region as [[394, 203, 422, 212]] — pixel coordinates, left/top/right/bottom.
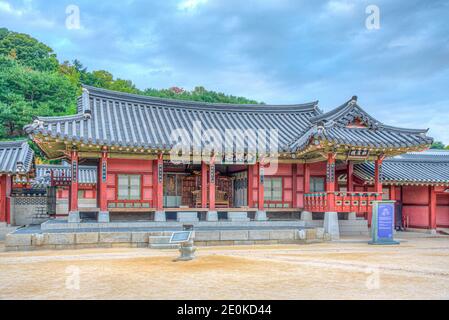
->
[[34, 113, 86, 123], [309, 97, 429, 134], [377, 123, 429, 134], [0, 139, 28, 147], [309, 98, 361, 123], [82, 85, 320, 113]]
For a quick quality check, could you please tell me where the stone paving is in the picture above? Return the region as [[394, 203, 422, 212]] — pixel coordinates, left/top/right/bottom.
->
[[0, 234, 448, 299]]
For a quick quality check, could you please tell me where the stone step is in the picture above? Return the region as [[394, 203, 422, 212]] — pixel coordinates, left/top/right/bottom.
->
[[149, 235, 172, 244], [148, 235, 180, 249], [0, 226, 18, 241], [149, 243, 180, 250]]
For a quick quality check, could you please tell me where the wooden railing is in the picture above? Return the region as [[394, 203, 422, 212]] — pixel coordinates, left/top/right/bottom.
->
[[304, 192, 327, 212], [304, 192, 382, 214]]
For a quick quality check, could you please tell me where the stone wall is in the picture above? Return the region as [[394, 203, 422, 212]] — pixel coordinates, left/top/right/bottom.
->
[[5, 228, 327, 251], [10, 196, 47, 226]]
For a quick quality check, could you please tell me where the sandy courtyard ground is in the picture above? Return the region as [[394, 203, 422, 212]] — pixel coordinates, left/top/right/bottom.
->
[[0, 234, 448, 300]]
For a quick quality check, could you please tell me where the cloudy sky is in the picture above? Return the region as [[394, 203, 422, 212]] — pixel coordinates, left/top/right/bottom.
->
[[1, 0, 448, 143]]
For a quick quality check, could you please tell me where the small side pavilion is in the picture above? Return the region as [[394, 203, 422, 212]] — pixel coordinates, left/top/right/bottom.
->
[[24, 86, 433, 228], [0, 140, 34, 224]]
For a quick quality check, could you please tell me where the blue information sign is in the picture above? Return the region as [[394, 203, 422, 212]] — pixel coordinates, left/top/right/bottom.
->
[[369, 201, 399, 245]]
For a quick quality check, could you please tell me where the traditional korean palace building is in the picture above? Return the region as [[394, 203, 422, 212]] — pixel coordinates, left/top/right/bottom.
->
[[0, 85, 445, 235]]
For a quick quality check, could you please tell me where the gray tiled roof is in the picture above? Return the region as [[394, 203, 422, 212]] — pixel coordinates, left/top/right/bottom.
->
[[354, 150, 449, 185], [25, 85, 320, 153], [25, 86, 432, 154], [288, 98, 432, 151], [0, 140, 34, 174], [33, 164, 97, 187]]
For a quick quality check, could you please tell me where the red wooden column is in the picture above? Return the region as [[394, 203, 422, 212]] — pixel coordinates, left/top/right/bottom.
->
[[292, 164, 298, 208], [429, 186, 437, 232], [201, 161, 208, 208], [209, 157, 216, 210], [153, 153, 164, 211], [389, 185, 396, 201], [369, 156, 384, 227], [0, 175, 11, 223], [374, 157, 384, 200], [5, 176, 11, 224], [257, 161, 265, 211], [326, 153, 336, 212], [304, 163, 310, 193], [347, 161, 354, 192], [97, 149, 108, 212], [247, 164, 254, 208], [69, 149, 79, 212]]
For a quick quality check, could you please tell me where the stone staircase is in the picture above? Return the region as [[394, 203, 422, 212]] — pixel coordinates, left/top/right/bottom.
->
[[148, 235, 180, 249], [31, 207, 52, 225], [0, 223, 18, 241]]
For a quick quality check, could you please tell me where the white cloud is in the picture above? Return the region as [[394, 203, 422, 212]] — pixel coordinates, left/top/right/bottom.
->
[[325, 0, 355, 14], [177, 0, 208, 11], [0, 0, 55, 28], [0, 0, 24, 16]]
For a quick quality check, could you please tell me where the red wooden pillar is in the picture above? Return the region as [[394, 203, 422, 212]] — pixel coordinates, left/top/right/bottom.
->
[[5, 176, 11, 224], [369, 156, 384, 227], [153, 154, 164, 210], [247, 164, 254, 208], [347, 161, 354, 192], [209, 157, 216, 210], [0, 176, 4, 222], [374, 157, 383, 200], [326, 153, 336, 212], [292, 164, 298, 208], [257, 161, 265, 211], [389, 185, 396, 201], [69, 150, 79, 212], [97, 149, 108, 211], [304, 163, 310, 193], [201, 161, 208, 208], [429, 186, 437, 232]]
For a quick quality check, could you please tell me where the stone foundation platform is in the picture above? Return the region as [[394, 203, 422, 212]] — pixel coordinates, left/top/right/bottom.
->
[[5, 224, 327, 251]]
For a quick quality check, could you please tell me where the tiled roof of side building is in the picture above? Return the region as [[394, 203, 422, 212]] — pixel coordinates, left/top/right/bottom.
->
[[33, 164, 97, 187], [0, 140, 34, 174], [354, 150, 449, 185]]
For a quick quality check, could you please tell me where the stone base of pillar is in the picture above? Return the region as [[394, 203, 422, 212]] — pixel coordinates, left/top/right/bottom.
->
[[97, 211, 110, 223], [255, 211, 268, 221], [206, 211, 218, 222], [154, 211, 166, 222], [347, 212, 357, 220], [68, 211, 80, 223], [227, 212, 250, 222], [177, 212, 199, 222], [300, 211, 313, 221], [428, 229, 437, 235], [324, 212, 340, 240]]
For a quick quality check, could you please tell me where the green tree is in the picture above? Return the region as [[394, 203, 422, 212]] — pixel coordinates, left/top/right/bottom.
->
[[0, 28, 59, 72], [0, 56, 77, 138], [430, 141, 446, 149]]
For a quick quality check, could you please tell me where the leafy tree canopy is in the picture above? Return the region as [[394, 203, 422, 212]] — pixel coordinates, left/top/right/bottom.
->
[[430, 141, 447, 150], [0, 28, 59, 72], [0, 28, 260, 143]]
